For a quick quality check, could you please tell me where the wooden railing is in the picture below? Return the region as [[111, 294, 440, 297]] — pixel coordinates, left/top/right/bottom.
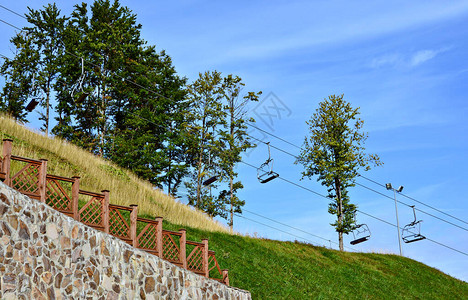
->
[[0, 138, 229, 285]]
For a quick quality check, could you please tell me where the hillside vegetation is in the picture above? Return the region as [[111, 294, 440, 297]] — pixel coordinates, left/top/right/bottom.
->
[[1, 115, 467, 299], [0, 116, 227, 232]]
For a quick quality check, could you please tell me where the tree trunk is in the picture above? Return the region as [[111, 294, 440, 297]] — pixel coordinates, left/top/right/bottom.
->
[[229, 112, 235, 231], [335, 177, 344, 251], [99, 91, 106, 157], [196, 153, 203, 207], [45, 82, 50, 136], [229, 175, 233, 230]]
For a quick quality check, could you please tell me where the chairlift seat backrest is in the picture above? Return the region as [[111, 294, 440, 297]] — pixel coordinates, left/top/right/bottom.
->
[[350, 236, 370, 245], [202, 175, 218, 186], [76, 92, 89, 104], [25, 99, 39, 112]]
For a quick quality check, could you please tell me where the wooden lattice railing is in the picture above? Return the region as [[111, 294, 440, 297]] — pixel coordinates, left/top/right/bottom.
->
[[78, 189, 109, 232], [10, 156, 46, 201], [136, 216, 163, 256], [187, 239, 208, 276], [109, 204, 137, 245], [0, 138, 229, 285], [46, 174, 80, 218]]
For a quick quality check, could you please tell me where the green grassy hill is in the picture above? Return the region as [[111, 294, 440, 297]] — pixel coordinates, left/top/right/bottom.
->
[[1, 115, 467, 299]]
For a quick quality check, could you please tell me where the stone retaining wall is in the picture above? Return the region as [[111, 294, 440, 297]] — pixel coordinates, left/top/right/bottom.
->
[[0, 182, 251, 299]]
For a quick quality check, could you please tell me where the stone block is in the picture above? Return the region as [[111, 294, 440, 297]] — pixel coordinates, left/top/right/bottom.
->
[[46, 223, 58, 240]]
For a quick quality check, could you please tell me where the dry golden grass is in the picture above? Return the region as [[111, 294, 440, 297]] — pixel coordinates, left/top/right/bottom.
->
[[0, 115, 229, 233]]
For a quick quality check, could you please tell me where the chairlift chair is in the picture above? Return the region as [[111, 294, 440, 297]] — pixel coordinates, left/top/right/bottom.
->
[[76, 91, 89, 103], [25, 99, 39, 112], [71, 57, 90, 103], [257, 142, 279, 184], [202, 175, 218, 186], [350, 224, 371, 245], [350, 211, 371, 245], [25, 74, 41, 112], [402, 205, 426, 243], [202, 153, 219, 186]]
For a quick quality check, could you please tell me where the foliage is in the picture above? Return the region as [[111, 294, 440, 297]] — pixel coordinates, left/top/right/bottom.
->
[[185, 70, 225, 217], [34, 0, 190, 195], [0, 114, 227, 232], [185, 72, 259, 223], [296, 94, 382, 250], [0, 1, 257, 220], [54, 0, 146, 155], [218, 74, 261, 228], [0, 3, 66, 131]]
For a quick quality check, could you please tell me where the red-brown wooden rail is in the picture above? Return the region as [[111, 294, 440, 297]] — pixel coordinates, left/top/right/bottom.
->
[[0, 138, 229, 285]]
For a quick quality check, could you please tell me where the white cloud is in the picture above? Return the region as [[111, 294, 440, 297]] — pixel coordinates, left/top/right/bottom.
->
[[410, 50, 440, 66], [370, 54, 402, 68], [370, 47, 451, 69]]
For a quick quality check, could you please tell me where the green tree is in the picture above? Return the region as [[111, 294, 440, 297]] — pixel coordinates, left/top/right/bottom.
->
[[52, 1, 191, 195], [218, 74, 261, 229], [0, 3, 66, 132], [185, 71, 225, 216], [185, 72, 260, 225], [0, 57, 31, 122], [295, 94, 382, 251], [54, 0, 145, 155], [108, 47, 190, 196]]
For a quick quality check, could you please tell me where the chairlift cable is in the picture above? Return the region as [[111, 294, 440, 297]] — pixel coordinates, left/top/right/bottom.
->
[[357, 210, 468, 257], [356, 173, 468, 226], [355, 182, 468, 232], [246, 133, 468, 231], [1, 24, 466, 232], [1, 4, 467, 227], [241, 160, 468, 257], [245, 120, 302, 150], [242, 208, 350, 248], [175, 190, 345, 249], [0, 18, 22, 31], [234, 213, 354, 251], [1, 10, 466, 259], [1, 6, 466, 232], [0, 4, 26, 19], [245, 131, 468, 228]]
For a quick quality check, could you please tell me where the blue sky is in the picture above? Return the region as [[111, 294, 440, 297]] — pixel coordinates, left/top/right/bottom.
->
[[1, 1, 468, 282]]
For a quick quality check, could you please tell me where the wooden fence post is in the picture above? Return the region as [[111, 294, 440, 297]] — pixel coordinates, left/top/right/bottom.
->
[[38, 159, 48, 203], [71, 176, 80, 221], [202, 238, 209, 277], [222, 269, 229, 286], [179, 229, 187, 269], [101, 190, 110, 234], [130, 204, 138, 247], [156, 217, 163, 257], [2, 139, 13, 186]]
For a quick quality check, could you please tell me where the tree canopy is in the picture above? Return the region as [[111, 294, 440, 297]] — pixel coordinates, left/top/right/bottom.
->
[[296, 94, 382, 250], [0, 0, 258, 227]]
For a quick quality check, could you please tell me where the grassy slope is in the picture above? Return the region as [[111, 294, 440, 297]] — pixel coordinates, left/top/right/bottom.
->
[[0, 116, 227, 232], [174, 227, 468, 299], [1, 116, 467, 299]]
